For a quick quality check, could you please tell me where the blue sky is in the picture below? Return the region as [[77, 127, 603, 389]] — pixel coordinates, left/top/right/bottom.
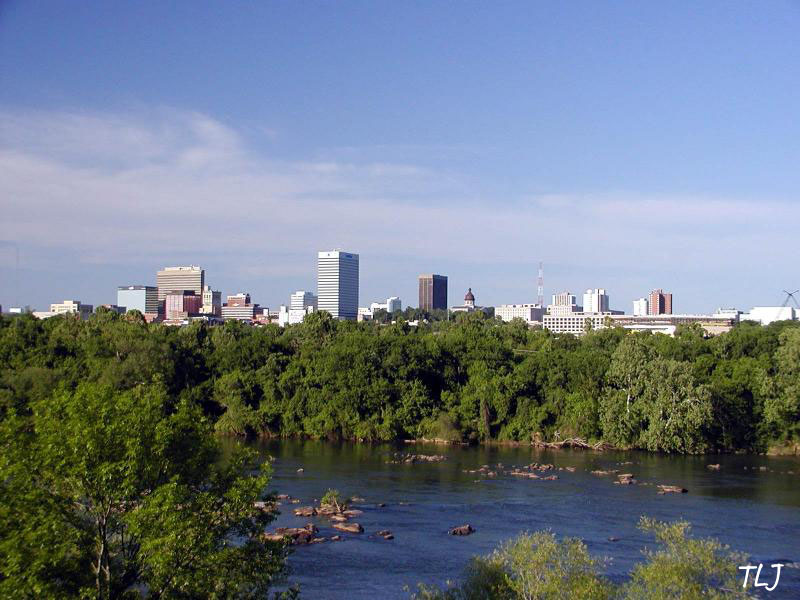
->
[[1, 1, 799, 313]]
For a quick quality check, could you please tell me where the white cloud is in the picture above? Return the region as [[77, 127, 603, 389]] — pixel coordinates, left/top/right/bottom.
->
[[0, 106, 797, 310]]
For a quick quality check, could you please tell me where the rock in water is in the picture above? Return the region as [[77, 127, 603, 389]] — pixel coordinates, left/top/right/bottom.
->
[[615, 473, 637, 485], [657, 485, 688, 494], [333, 522, 364, 534], [449, 524, 475, 536]]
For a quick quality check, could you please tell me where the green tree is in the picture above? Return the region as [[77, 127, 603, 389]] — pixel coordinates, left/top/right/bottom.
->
[[411, 530, 613, 600], [638, 359, 713, 453], [412, 519, 749, 600], [761, 327, 800, 445], [621, 518, 748, 600], [600, 335, 653, 447], [0, 381, 287, 599]]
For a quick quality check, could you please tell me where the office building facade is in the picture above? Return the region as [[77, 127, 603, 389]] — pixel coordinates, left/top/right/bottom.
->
[[43, 300, 93, 320], [633, 297, 649, 316], [290, 290, 318, 311], [165, 292, 202, 320], [156, 266, 205, 301], [117, 285, 160, 314], [583, 288, 610, 313], [648, 289, 673, 315], [221, 293, 259, 321], [418, 274, 448, 311], [495, 303, 544, 323], [370, 296, 402, 313], [543, 313, 611, 335], [201, 285, 222, 316], [548, 291, 581, 316], [318, 250, 359, 320]]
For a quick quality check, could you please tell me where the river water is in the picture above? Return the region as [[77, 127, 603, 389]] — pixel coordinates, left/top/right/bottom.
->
[[242, 439, 800, 599]]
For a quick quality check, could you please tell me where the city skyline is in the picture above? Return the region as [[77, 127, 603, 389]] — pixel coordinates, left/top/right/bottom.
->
[[1, 3, 799, 312], [2, 251, 796, 317]]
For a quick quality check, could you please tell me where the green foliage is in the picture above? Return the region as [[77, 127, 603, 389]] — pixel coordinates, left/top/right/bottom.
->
[[1, 312, 798, 452], [620, 518, 748, 599], [320, 488, 347, 512], [761, 328, 800, 443], [0, 379, 287, 599], [412, 520, 749, 600], [488, 532, 612, 599]]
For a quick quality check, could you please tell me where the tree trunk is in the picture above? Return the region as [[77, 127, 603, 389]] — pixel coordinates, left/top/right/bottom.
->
[[94, 511, 112, 599]]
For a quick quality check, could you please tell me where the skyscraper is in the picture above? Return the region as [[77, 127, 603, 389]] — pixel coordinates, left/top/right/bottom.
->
[[317, 250, 359, 320], [156, 266, 204, 301], [648, 289, 673, 315], [418, 274, 448, 311]]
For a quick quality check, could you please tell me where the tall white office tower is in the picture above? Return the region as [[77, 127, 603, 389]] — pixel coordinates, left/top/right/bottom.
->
[[583, 288, 610, 313], [317, 250, 359, 320]]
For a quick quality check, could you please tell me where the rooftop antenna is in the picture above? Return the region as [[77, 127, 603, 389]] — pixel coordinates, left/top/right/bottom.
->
[[781, 289, 800, 309], [537, 261, 544, 307]]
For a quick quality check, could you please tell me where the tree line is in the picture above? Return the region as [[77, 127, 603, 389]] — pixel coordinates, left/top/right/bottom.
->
[[1, 309, 798, 455]]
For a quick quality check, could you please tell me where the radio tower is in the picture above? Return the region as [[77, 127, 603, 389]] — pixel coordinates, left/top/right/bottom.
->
[[537, 261, 544, 307]]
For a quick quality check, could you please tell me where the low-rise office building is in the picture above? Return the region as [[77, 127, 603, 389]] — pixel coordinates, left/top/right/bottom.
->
[[221, 304, 258, 321], [40, 300, 94, 320], [373, 296, 401, 314], [278, 304, 315, 326], [221, 293, 261, 321], [612, 314, 736, 336], [495, 303, 544, 323], [359, 297, 403, 320], [543, 312, 613, 335], [543, 312, 735, 337]]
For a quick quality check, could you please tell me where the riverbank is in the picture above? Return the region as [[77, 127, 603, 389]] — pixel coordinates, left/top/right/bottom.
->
[[230, 431, 800, 457]]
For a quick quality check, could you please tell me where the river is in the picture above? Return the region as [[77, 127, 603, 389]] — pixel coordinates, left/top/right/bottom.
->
[[238, 439, 800, 598]]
